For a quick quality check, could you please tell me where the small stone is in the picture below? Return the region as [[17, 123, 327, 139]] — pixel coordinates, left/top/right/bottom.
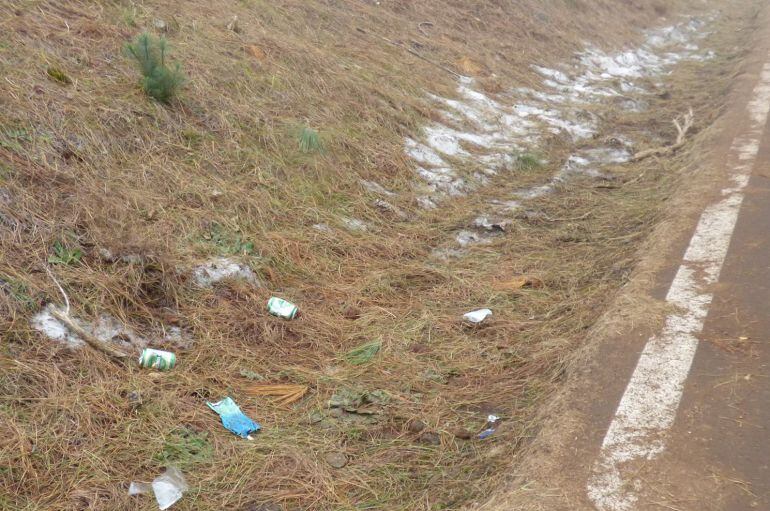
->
[[121, 254, 144, 265], [417, 432, 440, 445], [98, 248, 116, 262], [408, 420, 426, 433], [153, 18, 168, 32], [451, 428, 472, 440], [324, 451, 348, 469], [342, 305, 361, 320], [127, 391, 142, 405], [328, 407, 344, 418], [0, 188, 12, 206]]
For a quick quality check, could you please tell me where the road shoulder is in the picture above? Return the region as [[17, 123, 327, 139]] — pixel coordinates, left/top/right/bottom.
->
[[475, 2, 770, 509]]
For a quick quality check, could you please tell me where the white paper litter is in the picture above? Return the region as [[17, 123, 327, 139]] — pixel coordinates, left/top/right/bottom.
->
[[463, 308, 492, 323]]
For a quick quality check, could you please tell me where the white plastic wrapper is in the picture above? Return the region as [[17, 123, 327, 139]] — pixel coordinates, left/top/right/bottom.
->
[[463, 308, 492, 323], [129, 466, 188, 510]]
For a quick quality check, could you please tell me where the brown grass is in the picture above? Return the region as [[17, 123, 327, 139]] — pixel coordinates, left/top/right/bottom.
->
[[0, 0, 736, 510]]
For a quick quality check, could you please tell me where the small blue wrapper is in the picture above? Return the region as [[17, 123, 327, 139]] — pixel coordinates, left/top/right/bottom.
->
[[478, 428, 496, 440], [206, 397, 261, 438]]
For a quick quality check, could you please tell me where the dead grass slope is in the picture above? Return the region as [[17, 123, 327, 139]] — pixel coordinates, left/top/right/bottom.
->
[[0, 0, 730, 510]]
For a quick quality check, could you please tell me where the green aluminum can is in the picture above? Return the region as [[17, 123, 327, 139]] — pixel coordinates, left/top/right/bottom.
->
[[267, 297, 298, 319], [138, 348, 176, 370]]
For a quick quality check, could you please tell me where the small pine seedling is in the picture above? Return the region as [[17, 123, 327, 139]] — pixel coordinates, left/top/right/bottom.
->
[[298, 126, 322, 154], [125, 33, 185, 104]]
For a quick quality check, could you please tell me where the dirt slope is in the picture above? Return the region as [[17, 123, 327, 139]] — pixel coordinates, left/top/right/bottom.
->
[[0, 1, 735, 510]]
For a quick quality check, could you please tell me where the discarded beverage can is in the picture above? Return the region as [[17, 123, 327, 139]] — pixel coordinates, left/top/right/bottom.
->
[[139, 348, 176, 370], [267, 297, 298, 319]]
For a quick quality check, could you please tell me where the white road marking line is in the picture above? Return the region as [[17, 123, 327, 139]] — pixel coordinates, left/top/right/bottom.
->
[[587, 62, 770, 511]]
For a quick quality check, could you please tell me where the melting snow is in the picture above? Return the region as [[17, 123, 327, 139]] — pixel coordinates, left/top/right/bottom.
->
[[192, 258, 259, 287], [360, 180, 396, 197], [407, 15, 714, 251], [31, 304, 149, 350], [406, 15, 712, 215], [340, 217, 369, 232]]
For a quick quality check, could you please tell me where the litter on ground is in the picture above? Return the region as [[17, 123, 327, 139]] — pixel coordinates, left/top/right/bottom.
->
[[267, 297, 299, 319], [129, 466, 188, 510], [207, 397, 261, 438], [478, 414, 500, 439], [138, 348, 177, 370], [463, 308, 493, 323]]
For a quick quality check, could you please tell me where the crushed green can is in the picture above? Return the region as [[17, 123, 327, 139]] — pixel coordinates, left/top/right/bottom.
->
[[267, 297, 298, 319], [138, 348, 176, 370]]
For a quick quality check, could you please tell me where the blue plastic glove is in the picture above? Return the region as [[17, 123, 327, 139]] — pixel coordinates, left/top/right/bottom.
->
[[207, 397, 261, 438]]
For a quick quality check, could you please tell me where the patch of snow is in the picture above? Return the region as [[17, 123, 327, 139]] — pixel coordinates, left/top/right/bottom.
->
[[417, 167, 467, 196], [431, 247, 468, 260], [405, 138, 446, 167], [456, 230, 493, 247], [472, 216, 511, 231], [424, 126, 472, 157], [192, 258, 259, 287], [488, 199, 522, 212], [360, 179, 396, 197], [340, 217, 368, 232], [583, 147, 631, 164], [403, 14, 715, 250], [532, 65, 570, 84], [417, 196, 439, 210], [163, 326, 193, 349], [32, 305, 84, 348], [31, 304, 149, 350], [312, 223, 334, 233]]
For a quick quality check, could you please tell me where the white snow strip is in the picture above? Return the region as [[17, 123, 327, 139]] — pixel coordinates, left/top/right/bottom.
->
[[587, 62, 770, 511], [406, 16, 711, 209]]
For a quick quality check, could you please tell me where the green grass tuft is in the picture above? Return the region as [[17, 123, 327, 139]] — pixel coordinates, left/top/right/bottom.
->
[[47, 240, 82, 265], [298, 126, 322, 153], [512, 151, 543, 172], [345, 340, 381, 365], [204, 224, 255, 255], [0, 276, 35, 310], [155, 427, 212, 467], [125, 33, 185, 104], [46, 67, 71, 85]]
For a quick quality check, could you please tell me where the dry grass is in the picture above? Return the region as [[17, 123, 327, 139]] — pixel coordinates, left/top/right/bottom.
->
[[0, 0, 737, 510]]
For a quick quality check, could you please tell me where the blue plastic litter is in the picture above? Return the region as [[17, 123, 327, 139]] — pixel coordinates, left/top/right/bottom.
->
[[478, 414, 499, 440], [478, 428, 495, 440], [206, 397, 261, 438]]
